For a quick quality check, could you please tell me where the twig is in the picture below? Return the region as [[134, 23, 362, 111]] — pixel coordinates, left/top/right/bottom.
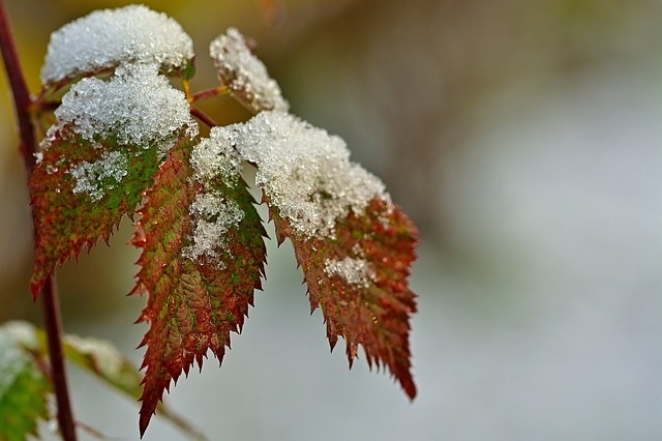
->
[[0, 2, 78, 440], [190, 85, 228, 103], [191, 107, 218, 128]]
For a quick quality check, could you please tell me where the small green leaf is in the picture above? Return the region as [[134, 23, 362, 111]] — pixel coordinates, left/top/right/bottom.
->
[[0, 322, 51, 441]]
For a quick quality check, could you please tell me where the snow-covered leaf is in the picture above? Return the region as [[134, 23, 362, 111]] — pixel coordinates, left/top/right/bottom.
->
[[131, 134, 266, 435], [29, 64, 197, 297], [210, 28, 288, 113], [0, 322, 51, 441], [227, 111, 418, 398], [41, 5, 194, 88]]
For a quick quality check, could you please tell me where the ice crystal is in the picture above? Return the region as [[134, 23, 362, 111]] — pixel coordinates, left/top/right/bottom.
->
[[41, 5, 194, 85], [70, 151, 128, 201], [210, 28, 289, 112], [324, 257, 375, 288], [230, 111, 389, 238], [183, 192, 244, 262], [46, 63, 197, 155]]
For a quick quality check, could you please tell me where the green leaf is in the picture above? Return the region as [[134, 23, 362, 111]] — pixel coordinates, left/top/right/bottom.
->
[[270, 197, 418, 399], [131, 137, 266, 436], [0, 322, 51, 441], [63, 334, 208, 440]]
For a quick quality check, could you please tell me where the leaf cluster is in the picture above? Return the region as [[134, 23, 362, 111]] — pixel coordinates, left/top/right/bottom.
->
[[21, 5, 420, 437]]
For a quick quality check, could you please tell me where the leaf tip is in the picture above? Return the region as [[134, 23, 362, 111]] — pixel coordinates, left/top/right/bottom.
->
[[401, 374, 417, 401]]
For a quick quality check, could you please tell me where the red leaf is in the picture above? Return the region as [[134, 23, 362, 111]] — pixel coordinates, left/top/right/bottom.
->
[[269, 197, 418, 399], [131, 139, 266, 436]]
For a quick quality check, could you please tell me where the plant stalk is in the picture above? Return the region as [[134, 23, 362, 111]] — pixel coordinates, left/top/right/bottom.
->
[[0, 2, 78, 440]]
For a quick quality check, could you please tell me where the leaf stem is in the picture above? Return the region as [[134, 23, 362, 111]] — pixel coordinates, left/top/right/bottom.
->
[[0, 2, 78, 440], [190, 85, 228, 103], [42, 276, 78, 441], [191, 107, 218, 128], [0, 0, 35, 171]]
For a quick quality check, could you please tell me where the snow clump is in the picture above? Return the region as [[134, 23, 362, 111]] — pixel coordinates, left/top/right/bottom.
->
[[41, 5, 194, 85], [210, 28, 289, 113], [228, 110, 389, 238]]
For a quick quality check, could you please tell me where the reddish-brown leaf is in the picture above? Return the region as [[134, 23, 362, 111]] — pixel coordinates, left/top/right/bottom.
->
[[269, 197, 418, 399], [29, 127, 164, 298], [131, 140, 266, 436]]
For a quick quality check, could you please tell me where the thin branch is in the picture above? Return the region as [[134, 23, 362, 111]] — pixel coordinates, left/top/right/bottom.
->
[[191, 107, 218, 128], [190, 85, 228, 104], [0, 0, 34, 171], [42, 277, 78, 441], [0, 2, 78, 440]]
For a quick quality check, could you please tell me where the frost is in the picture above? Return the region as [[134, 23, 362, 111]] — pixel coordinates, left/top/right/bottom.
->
[[70, 151, 128, 201], [41, 5, 194, 85], [210, 28, 289, 112], [190, 127, 242, 187], [230, 111, 389, 238], [183, 192, 244, 262], [324, 257, 375, 288], [45, 63, 197, 154]]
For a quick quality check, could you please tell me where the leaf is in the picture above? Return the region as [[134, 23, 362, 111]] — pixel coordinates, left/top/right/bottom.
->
[[270, 197, 418, 399], [29, 63, 196, 298], [40, 5, 195, 89], [0, 322, 51, 441], [29, 129, 162, 298], [209, 28, 289, 113], [131, 137, 266, 436], [63, 334, 208, 440]]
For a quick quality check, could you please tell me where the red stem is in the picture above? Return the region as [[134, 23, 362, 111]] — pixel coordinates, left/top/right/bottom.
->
[[190, 85, 228, 104], [191, 107, 218, 128], [0, 2, 78, 440]]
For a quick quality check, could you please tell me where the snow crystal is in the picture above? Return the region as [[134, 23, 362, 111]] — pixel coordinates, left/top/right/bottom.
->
[[183, 192, 244, 262], [230, 111, 389, 238], [70, 151, 127, 201], [41, 5, 194, 85], [324, 257, 375, 287], [210, 28, 289, 112], [47, 63, 197, 155], [190, 126, 242, 186]]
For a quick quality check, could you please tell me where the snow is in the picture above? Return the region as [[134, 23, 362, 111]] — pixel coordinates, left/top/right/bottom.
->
[[184, 128, 246, 263], [324, 257, 375, 287], [182, 192, 244, 262], [190, 127, 243, 187], [45, 63, 197, 155], [229, 111, 389, 238], [70, 151, 128, 202], [41, 4, 194, 85], [210, 28, 289, 112]]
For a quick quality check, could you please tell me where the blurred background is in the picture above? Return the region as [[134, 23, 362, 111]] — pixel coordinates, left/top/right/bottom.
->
[[1, 0, 660, 440]]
